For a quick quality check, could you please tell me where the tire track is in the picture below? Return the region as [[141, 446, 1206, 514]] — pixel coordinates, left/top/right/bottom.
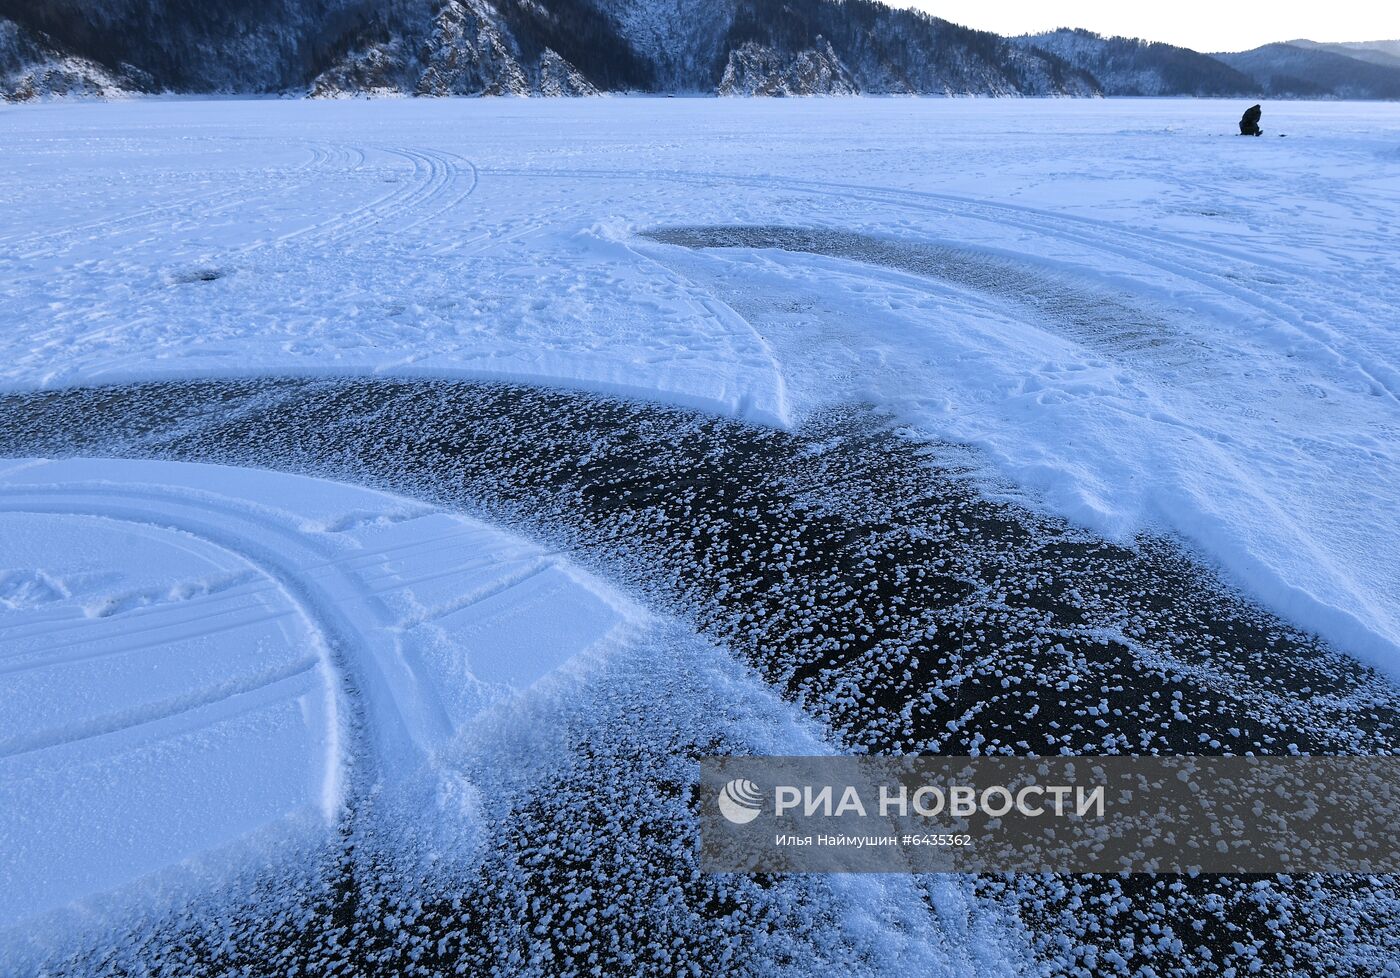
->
[[0, 655, 321, 758], [0, 483, 430, 780], [644, 224, 1201, 371], [0, 577, 279, 644], [497, 165, 1400, 405], [395, 150, 479, 237], [777, 176, 1400, 406], [2, 141, 477, 262], [273, 147, 476, 250], [0, 602, 298, 671]]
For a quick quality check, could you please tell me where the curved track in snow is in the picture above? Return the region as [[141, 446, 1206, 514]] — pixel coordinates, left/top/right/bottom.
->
[[0, 458, 657, 956], [507, 164, 1400, 404], [0, 453, 1000, 978], [273, 146, 478, 249], [2, 140, 479, 260], [644, 224, 1196, 367]]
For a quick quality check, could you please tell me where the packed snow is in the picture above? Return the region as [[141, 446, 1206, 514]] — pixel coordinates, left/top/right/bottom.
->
[[2, 97, 1397, 679]]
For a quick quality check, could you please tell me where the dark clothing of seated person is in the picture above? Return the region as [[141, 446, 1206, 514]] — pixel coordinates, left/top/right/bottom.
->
[[1240, 104, 1263, 137]]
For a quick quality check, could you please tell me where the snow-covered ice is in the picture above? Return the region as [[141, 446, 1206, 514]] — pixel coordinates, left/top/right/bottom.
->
[[0, 453, 1030, 977], [2, 97, 1398, 678], [0, 506, 340, 920], [3, 96, 1400, 977], [0, 457, 649, 941]]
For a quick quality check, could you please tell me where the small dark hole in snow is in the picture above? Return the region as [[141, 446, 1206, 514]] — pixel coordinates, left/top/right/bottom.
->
[[170, 267, 224, 284]]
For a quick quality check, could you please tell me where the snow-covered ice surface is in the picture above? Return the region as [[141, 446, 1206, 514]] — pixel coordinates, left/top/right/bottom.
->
[[2, 97, 1399, 679], [0, 455, 1023, 976], [0, 459, 611, 944], [0, 507, 341, 922], [2, 97, 1400, 976], [5, 377, 1399, 976]]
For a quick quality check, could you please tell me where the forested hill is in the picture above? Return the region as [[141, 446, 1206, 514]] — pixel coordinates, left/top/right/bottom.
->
[[0, 1, 1395, 100], [1018, 29, 1400, 100], [0, 0, 1093, 98], [1017, 30, 1257, 97]]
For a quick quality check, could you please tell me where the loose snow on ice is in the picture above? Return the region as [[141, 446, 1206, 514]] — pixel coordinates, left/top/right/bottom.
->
[[2, 97, 1399, 677]]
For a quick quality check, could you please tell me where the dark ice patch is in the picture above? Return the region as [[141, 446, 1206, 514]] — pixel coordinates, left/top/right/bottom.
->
[[644, 225, 1198, 367], [2, 377, 1397, 978], [166, 266, 224, 284]]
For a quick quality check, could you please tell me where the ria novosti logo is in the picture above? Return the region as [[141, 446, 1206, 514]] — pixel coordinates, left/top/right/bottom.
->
[[717, 778, 763, 824], [703, 756, 1400, 874]]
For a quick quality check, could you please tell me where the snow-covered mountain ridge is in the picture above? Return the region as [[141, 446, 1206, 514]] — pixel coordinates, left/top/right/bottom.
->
[[2, 0, 1096, 99], [2, 2, 1397, 100], [1016, 29, 1257, 97], [1020, 29, 1400, 100]]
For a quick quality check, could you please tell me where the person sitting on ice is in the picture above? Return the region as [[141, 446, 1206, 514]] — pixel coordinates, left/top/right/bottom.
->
[[1239, 104, 1263, 137]]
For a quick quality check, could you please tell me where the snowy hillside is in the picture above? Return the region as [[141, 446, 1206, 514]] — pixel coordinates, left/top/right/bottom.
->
[[1015, 29, 1400, 101], [312, 0, 1105, 99], [0, 18, 134, 100], [0, 0, 1097, 98], [1290, 38, 1400, 69], [715, 0, 1097, 96], [5, 0, 1398, 100], [1215, 41, 1400, 99], [0, 0, 404, 94], [1018, 29, 1257, 97]]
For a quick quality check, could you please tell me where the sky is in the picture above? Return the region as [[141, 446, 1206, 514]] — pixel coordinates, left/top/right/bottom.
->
[[900, 1, 1399, 52]]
